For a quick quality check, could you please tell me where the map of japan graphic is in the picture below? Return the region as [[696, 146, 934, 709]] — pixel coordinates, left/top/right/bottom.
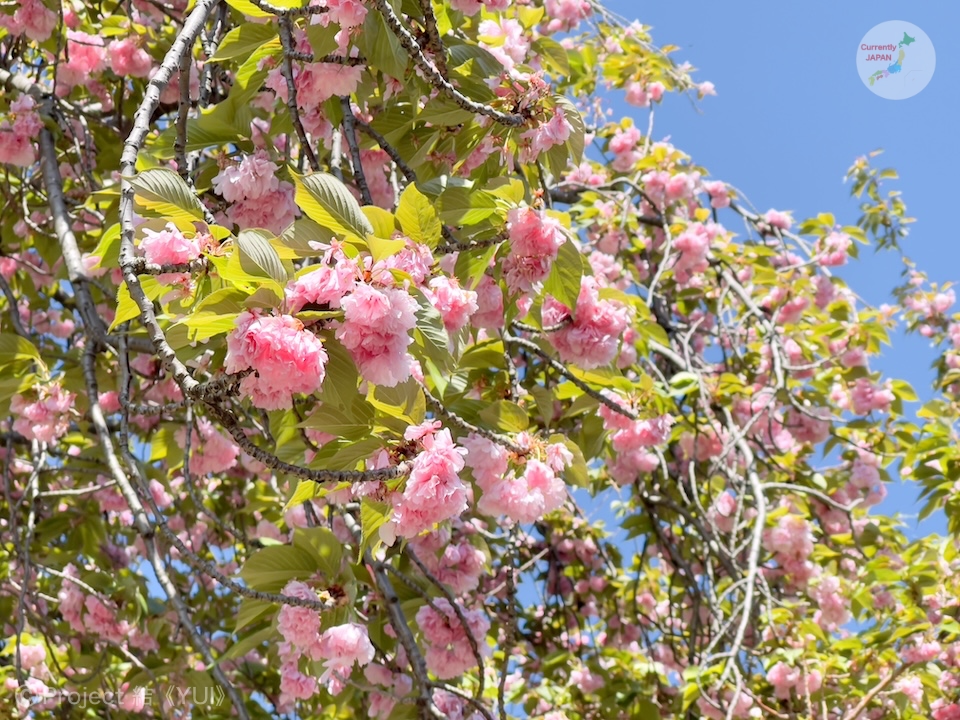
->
[[868, 32, 915, 86]]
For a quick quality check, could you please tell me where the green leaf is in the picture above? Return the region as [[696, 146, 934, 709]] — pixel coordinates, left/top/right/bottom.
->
[[412, 291, 453, 372], [300, 399, 375, 441], [290, 169, 374, 240], [479, 401, 529, 432], [437, 185, 499, 226], [366, 234, 407, 262], [368, 380, 426, 427], [281, 216, 336, 257], [130, 168, 205, 223], [239, 545, 319, 592], [292, 527, 343, 579], [236, 229, 289, 290], [447, 41, 504, 79], [454, 243, 499, 290], [285, 480, 322, 512], [397, 184, 442, 248], [635, 699, 661, 719], [221, 627, 275, 662], [0, 334, 43, 370], [668, 371, 699, 397], [362, 206, 398, 240], [110, 277, 162, 331], [226, 0, 274, 17], [235, 598, 273, 631], [357, 5, 407, 79], [227, 0, 307, 16], [359, 499, 392, 559], [549, 433, 589, 488], [556, 95, 585, 165], [171, 312, 241, 343], [210, 23, 278, 62], [532, 38, 570, 77], [543, 239, 583, 313], [304, 24, 339, 57]]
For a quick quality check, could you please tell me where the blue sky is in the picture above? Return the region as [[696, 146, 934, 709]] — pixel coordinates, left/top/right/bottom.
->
[[600, 1, 960, 535]]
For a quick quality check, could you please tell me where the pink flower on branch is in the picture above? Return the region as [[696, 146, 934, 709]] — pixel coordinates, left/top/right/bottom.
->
[[225, 311, 328, 410]]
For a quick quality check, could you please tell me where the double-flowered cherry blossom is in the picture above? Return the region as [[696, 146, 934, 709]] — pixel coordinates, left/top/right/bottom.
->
[[542, 276, 628, 369], [336, 282, 418, 387], [415, 598, 490, 679], [226, 311, 328, 410], [11, 383, 76, 445]]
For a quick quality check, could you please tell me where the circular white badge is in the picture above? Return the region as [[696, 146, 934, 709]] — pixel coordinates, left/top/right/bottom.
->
[[857, 21, 935, 99]]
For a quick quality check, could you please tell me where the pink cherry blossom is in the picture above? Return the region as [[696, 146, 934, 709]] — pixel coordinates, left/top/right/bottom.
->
[[139, 224, 201, 266], [902, 640, 941, 664], [11, 383, 76, 445], [426, 276, 478, 334], [416, 599, 490, 679], [767, 661, 800, 699], [542, 276, 628, 369], [849, 378, 894, 415], [316, 623, 375, 693], [226, 181, 298, 234], [0, 96, 44, 167], [286, 258, 357, 313], [478, 459, 567, 524], [277, 581, 322, 650], [213, 150, 280, 203], [894, 675, 924, 705], [336, 282, 418, 387], [673, 222, 721, 284], [109, 37, 154, 78], [471, 275, 504, 330], [59, 32, 107, 88], [184, 418, 239, 475], [0, 0, 57, 41], [478, 18, 529, 70], [323, 0, 367, 29], [544, 0, 592, 32], [409, 529, 487, 594], [462, 433, 510, 489], [296, 63, 363, 106], [817, 231, 851, 267], [279, 662, 318, 703], [529, 106, 574, 157], [503, 208, 565, 294], [702, 180, 730, 209], [225, 311, 328, 410], [811, 575, 849, 629], [764, 209, 793, 230], [392, 429, 469, 538], [708, 492, 738, 533]]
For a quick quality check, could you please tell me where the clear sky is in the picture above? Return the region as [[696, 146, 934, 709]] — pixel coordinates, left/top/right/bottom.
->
[[601, 1, 960, 535]]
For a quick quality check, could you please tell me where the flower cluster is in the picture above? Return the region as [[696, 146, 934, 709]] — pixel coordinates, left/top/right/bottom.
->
[[225, 311, 328, 410], [415, 598, 490, 679], [213, 151, 297, 234], [599, 397, 673, 485], [336, 282, 418, 387], [11, 383, 76, 445], [0, 96, 44, 167], [465, 434, 571, 524], [0, 0, 56, 41], [387, 424, 469, 541], [503, 207, 566, 294], [542, 276, 629, 369]]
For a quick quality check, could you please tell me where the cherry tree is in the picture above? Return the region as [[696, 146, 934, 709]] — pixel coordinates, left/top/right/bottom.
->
[[1, 0, 959, 718]]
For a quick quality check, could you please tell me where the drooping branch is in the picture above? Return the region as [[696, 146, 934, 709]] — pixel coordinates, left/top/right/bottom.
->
[[80, 345, 252, 720], [340, 96, 373, 206], [369, 0, 527, 127], [278, 17, 320, 171]]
